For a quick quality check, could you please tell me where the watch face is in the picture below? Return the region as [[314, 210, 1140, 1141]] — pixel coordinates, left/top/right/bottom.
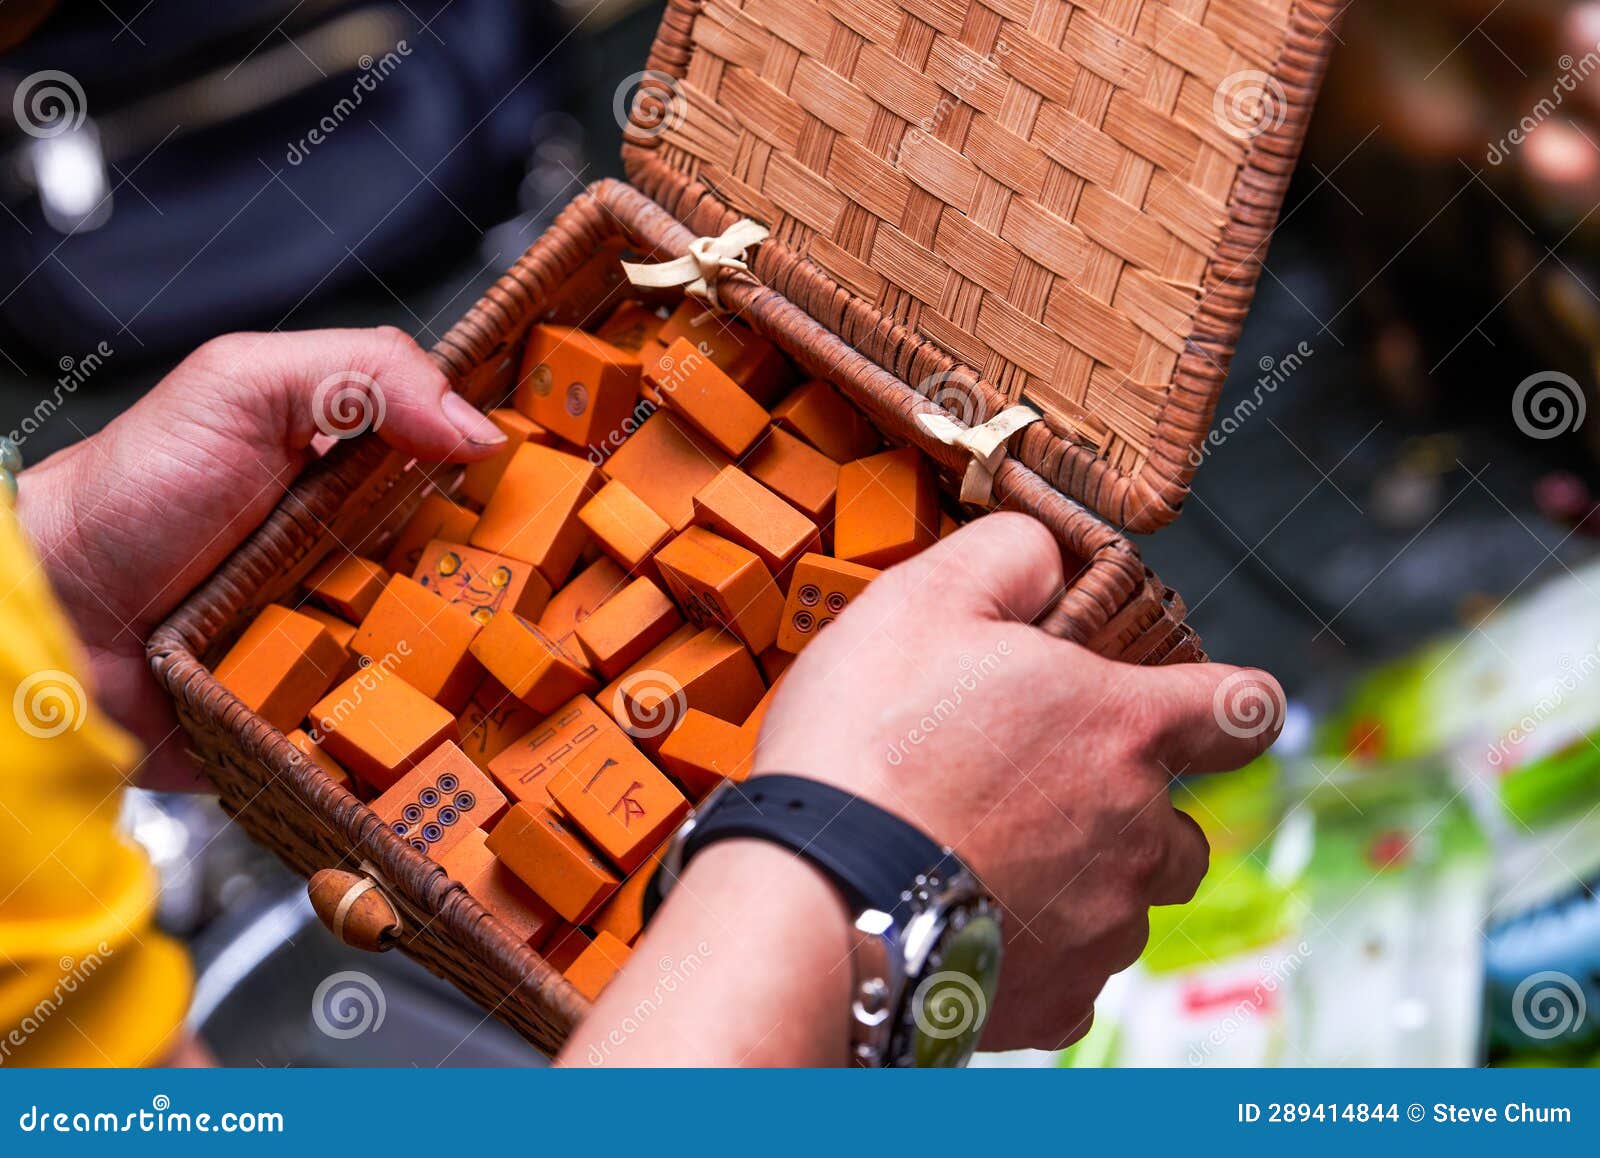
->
[[907, 910, 1003, 1068]]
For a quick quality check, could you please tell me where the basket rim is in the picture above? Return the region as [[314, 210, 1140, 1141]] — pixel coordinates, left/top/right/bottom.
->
[[147, 179, 1199, 1055], [621, 0, 1346, 532]]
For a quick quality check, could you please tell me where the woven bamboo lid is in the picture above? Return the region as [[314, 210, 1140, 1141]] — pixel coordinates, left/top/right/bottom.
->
[[621, 0, 1342, 532]]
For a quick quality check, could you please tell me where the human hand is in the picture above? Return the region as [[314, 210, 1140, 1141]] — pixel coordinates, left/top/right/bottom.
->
[[754, 513, 1284, 1052], [16, 327, 507, 789]]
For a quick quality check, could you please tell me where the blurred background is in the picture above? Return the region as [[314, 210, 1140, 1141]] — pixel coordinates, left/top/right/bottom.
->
[[3, 0, 1600, 1067]]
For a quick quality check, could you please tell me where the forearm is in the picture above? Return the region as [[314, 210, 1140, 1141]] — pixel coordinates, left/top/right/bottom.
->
[[557, 840, 854, 1067]]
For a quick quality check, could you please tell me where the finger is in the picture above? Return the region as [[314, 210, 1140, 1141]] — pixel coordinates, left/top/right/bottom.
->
[[211, 327, 508, 462], [1137, 662, 1286, 775], [878, 511, 1065, 625], [1149, 808, 1209, 906]]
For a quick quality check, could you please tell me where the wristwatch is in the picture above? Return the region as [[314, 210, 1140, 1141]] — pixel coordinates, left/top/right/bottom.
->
[[645, 774, 1003, 1067]]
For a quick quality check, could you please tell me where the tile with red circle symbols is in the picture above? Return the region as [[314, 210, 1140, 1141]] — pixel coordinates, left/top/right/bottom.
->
[[775, 554, 881, 654], [371, 740, 508, 859]]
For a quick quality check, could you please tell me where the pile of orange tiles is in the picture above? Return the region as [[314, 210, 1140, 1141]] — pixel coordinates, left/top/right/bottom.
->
[[211, 295, 955, 1000]]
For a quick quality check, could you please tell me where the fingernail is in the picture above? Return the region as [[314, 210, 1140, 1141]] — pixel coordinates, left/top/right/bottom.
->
[[441, 393, 506, 447]]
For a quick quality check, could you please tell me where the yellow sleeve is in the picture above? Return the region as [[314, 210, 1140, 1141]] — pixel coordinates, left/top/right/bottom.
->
[[0, 502, 192, 1067]]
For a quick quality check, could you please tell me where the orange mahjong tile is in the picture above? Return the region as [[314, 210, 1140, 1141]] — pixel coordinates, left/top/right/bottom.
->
[[653, 338, 770, 457], [770, 380, 879, 463], [654, 527, 783, 653], [591, 851, 661, 945], [614, 627, 764, 741], [757, 644, 795, 684], [548, 732, 688, 872], [456, 677, 543, 769], [602, 411, 732, 532], [306, 555, 389, 621], [578, 479, 672, 574], [775, 554, 880, 654], [594, 622, 699, 722], [594, 300, 666, 356], [542, 926, 590, 973], [214, 605, 348, 732], [940, 510, 959, 538], [573, 576, 683, 679], [486, 694, 621, 807], [469, 612, 598, 714], [383, 493, 479, 574], [352, 574, 485, 712], [470, 442, 603, 586], [692, 466, 820, 587], [286, 727, 352, 791], [657, 709, 754, 799], [413, 539, 553, 628], [535, 555, 629, 653], [655, 300, 792, 406], [515, 324, 640, 453], [372, 740, 508, 859], [295, 606, 354, 651], [564, 930, 633, 1001], [741, 426, 839, 528], [459, 409, 553, 507], [487, 803, 619, 924], [310, 663, 457, 791], [833, 448, 939, 569], [436, 829, 560, 949]]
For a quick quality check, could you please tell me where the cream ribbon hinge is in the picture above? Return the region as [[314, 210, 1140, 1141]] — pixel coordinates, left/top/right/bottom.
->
[[918, 405, 1043, 507], [621, 218, 770, 311]]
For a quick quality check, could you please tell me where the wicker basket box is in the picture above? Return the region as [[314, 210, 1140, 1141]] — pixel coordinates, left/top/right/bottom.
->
[[148, 0, 1339, 1055]]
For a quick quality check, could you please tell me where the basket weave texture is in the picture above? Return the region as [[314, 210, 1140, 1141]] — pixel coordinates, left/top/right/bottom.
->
[[624, 0, 1343, 530], [149, 181, 1202, 1054]]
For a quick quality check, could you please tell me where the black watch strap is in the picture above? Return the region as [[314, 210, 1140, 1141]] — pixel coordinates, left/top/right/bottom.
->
[[644, 775, 950, 923]]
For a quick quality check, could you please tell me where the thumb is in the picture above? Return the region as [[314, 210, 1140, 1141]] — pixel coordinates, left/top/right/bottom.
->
[[206, 326, 508, 462], [1135, 662, 1287, 775]]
